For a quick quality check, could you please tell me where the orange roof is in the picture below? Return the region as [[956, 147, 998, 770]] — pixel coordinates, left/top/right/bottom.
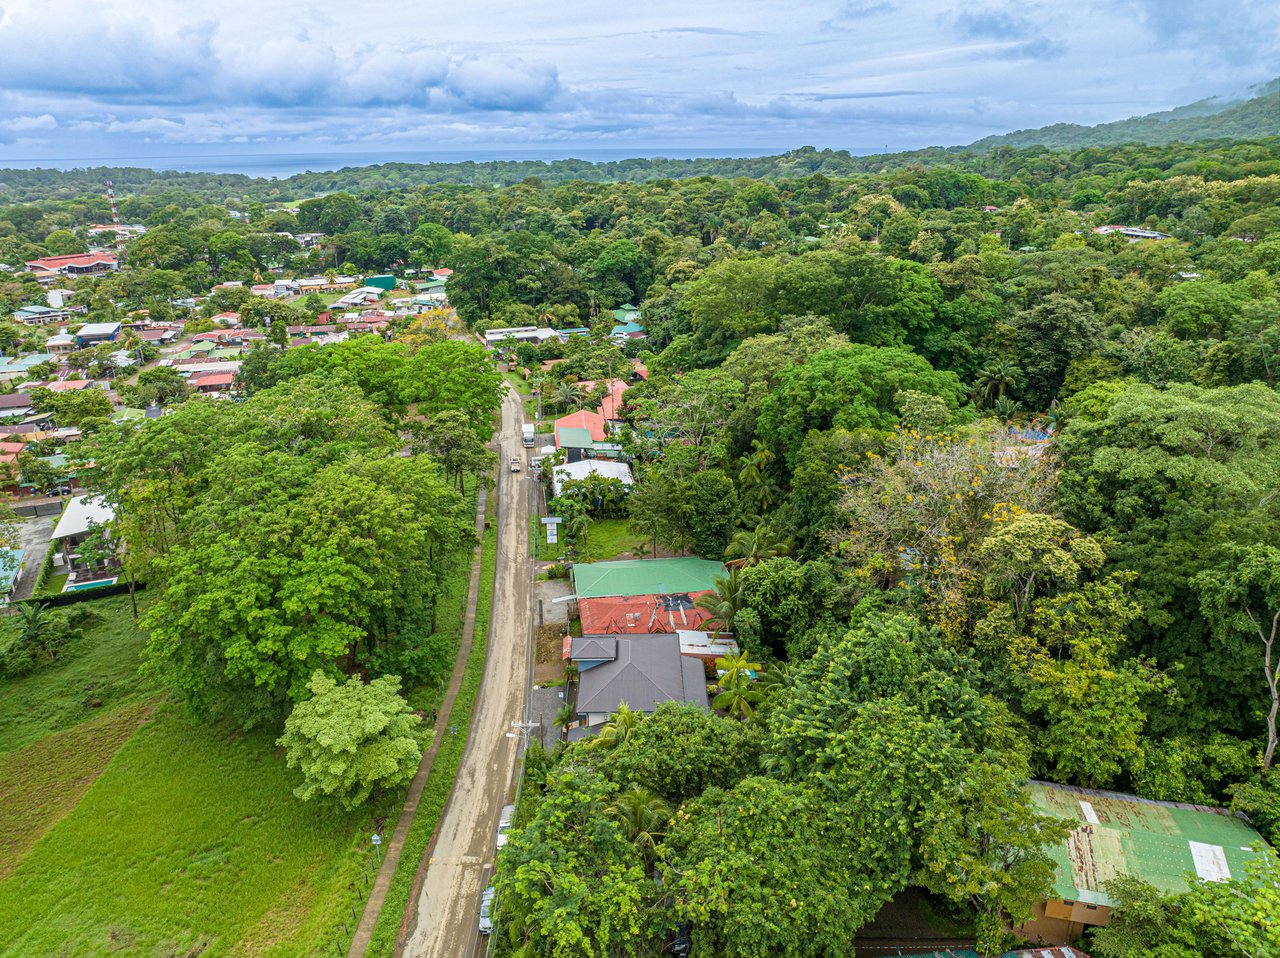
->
[[48, 380, 91, 392], [579, 591, 716, 635], [554, 408, 607, 443], [24, 252, 116, 270]]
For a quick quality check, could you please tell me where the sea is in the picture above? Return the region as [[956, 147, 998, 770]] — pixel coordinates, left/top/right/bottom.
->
[[0, 147, 890, 180]]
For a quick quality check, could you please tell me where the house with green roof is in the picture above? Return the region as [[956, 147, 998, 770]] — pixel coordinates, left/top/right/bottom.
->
[[1023, 781, 1266, 939], [0, 548, 23, 603], [572, 557, 726, 600]]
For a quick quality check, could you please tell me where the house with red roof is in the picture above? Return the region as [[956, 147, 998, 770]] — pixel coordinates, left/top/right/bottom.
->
[[190, 372, 236, 394], [24, 252, 118, 277]]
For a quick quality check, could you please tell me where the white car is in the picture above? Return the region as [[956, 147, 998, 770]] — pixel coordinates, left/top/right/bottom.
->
[[496, 804, 515, 849], [478, 885, 496, 935], [510, 456, 522, 472]]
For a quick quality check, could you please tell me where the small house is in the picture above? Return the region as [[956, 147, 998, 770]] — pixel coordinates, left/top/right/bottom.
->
[[73, 322, 122, 347], [566, 634, 709, 736], [50, 494, 117, 575]]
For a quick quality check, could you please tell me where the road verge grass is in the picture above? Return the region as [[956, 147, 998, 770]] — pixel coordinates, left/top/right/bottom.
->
[[364, 513, 498, 958]]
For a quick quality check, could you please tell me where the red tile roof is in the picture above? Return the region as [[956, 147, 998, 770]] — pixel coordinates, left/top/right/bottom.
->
[[554, 408, 607, 443], [24, 252, 117, 271], [578, 591, 716, 635], [192, 373, 235, 388]]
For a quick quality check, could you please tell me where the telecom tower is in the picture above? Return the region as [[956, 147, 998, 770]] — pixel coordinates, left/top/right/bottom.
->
[[106, 180, 126, 263]]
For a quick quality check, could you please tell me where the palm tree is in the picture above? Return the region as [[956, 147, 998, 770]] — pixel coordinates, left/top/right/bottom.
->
[[695, 568, 744, 636], [605, 786, 672, 871], [738, 440, 782, 513], [16, 603, 63, 661], [554, 703, 577, 737], [553, 380, 584, 412], [993, 396, 1022, 424], [712, 653, 764, 720], [724, 521, 792, 570], [974, 358, 1022, 407], [589, 703, 642, 750]]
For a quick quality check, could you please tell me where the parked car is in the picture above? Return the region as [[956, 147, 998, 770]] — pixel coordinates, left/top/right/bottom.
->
[[496, 804, 515, 849], [478, 885, 496, 935], [510, 456, 522, 472]]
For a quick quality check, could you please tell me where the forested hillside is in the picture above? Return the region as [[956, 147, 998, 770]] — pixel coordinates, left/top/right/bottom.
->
[[969, 77, 1280, 151]]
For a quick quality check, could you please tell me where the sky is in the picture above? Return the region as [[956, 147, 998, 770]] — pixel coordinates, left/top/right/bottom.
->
[[0, 0, 1277, 164]]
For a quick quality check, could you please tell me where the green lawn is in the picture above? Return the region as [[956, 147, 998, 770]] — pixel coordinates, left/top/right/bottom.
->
[[0, 576, 478, 958], [0, 701, 384, 957], [0, 699, 154, 879], [534, 516, 644, 563], [0, 594, 153, 755], [37, 572, 69, 597]]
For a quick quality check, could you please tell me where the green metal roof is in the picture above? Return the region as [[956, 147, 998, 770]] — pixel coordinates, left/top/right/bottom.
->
[[556, 426, 595, 449], [1028, 781, 1265, 906], [573, 557, 726, 599], [0, 548, 23, 592]]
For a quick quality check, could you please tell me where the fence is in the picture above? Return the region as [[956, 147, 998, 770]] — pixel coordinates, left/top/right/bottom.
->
[[11, 579, 142, 609]]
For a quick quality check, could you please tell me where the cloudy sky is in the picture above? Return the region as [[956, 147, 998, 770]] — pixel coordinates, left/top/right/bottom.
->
[[0, 0, 1277, 165]]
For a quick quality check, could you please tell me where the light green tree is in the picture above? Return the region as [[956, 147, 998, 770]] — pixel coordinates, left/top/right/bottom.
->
[[278, 670, 423, 809]]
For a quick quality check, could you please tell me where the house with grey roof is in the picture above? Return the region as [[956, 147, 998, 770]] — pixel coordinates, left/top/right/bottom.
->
[[568, 634, 709, 736]]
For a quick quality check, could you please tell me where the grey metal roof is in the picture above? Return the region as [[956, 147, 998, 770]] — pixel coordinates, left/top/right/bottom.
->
[[569, 636, 617, 661], [575, 634, 709, 715]]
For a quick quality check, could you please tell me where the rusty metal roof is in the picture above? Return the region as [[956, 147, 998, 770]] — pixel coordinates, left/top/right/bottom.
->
[[1028, 781, 1265, 905]]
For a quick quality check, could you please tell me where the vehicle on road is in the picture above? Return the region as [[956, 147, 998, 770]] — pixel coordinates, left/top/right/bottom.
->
[[478, 885, 496, 935], [510, 457, 522, 472], [496, 804, 515, 849], [522, 423, 535, 447]]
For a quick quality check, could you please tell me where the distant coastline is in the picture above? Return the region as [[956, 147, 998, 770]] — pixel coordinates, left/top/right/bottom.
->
[[0, 146, 896, 179]]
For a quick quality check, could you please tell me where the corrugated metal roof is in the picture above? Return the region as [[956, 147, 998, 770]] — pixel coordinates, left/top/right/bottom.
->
[[1029, 781, 1265, 905], [572, 558, 726, 599], [575, 634, 709, 715]]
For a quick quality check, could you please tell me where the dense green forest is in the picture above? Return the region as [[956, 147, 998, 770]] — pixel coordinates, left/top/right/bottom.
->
[[4, 130, 1280, 956]]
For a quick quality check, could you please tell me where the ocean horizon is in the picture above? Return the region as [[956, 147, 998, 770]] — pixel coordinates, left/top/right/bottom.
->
[[0, 146, 896, 179]]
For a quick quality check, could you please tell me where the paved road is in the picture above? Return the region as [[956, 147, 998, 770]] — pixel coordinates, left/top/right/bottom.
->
[[401, 387, 532, 958], [12, 514, 56, 600]]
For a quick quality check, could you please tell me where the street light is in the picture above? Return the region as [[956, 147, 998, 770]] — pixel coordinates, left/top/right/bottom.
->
[[509, 720, 539, 752], [371, 833, 382, 863]]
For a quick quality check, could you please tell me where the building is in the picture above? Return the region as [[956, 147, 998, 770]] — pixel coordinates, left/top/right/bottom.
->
[[87, 223, 147, 238], [24, 252, 118, 277], [551, 459, 634, 497], [1092, 225, 1171, 242], [364, 274, 397, 292], [572, 557, 727, 635], [0, 548, 23, 604], [0, 393, 36, 418], [0, 354, 56, 382], [50, 495, 116, 574], [482, 326, 560, 348], [610, 320, 647, 343], [567, 633, 709, 734], [553, 409, 625, 462], [1022, 781, 1267, 942], [73, 322, 122, 347], [15, 303, 84, 325], [189, 372, 236, 394]]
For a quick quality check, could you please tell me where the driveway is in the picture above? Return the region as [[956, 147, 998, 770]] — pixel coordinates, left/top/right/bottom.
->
[[12, 514, 56, 601], [401, 386, 533, 958]]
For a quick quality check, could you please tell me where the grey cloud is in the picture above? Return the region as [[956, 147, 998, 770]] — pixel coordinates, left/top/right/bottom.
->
[[446, 57, 562, 111]]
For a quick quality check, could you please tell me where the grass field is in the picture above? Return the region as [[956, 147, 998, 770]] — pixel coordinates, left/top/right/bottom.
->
[[534, 516, 645, 563], [0, 557, 480, 957], [0, 701, 386, 957], [0, 594, 153, 755]]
